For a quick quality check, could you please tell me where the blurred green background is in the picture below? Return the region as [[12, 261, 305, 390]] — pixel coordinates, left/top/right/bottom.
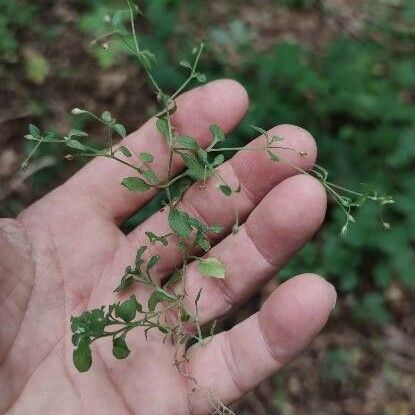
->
[[1, 0, 414, 413]]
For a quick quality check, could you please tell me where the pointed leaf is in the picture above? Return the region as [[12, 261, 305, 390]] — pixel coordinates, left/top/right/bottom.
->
[[209, 124, 225, 143], [165, 269, 183, 288], [29, 124, 41, 139], [65, 139, 89, 151], [69, 129, 88, 138], [121, 177, 150, 192], [156, 117, 170, 139], [147, 255, 161, 272], [114, 123, 127, 138], [148, 289, 176, 312]]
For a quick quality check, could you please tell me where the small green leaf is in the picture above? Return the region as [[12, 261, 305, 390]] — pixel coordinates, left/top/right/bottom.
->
[[209, 124, 225, 143], [147, 255, 161, 272], [148, 288, 176, 312], [115, 296, 140, 322], [181, 152, 209, 180], [73, 337, 92, 372], [71, 108, 87, 115], [168, 209, 192, 238], [176, 135, 199, 150], [197, 258, 226, 279], [112, 336, 130, 359], [118, 146, 132, 157], [196, 236, 210, 252], [69, 129, 88, 138], [112, 10, 123, 27], [138, 50, 156, 70], [121, 177, 150, 192], [196, 73, 206, 83], [267, 150, 279, 162], [180, 307, 191, 322], [156, 117, 169, 139], [111, 10, 128, 35], [188, 216, 207, 233], [219, 185, 232, 196], [29, 124, 41, 138], [135, 246, 147, 266], [213, 154, 225, 167], [140, 152, 154, 163], [101, 111, 113, 123], [114, 273, 134, 293], [180, 60, 192, 69], [209, 224, 224, 234], [66, 139, 89, 151], [165, 269, 183, 288], [158, 326, 169, 334], [114, 123, 127, 138]]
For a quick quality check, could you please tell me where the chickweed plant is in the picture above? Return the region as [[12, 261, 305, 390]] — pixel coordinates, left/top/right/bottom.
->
[[23, 1, 393, 413]]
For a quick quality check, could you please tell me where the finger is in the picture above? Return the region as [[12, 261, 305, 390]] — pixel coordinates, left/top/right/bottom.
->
[[67, 79, 249, 222], [182, 174, 327, 324], [126, 124, 317, 280], [188, 274, 336, 414]]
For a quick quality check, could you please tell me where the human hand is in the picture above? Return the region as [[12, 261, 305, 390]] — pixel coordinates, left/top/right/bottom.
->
[[0, 80, 336, 415]]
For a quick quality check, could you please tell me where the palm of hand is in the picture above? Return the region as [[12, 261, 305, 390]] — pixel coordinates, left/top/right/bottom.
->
[[0, 80, 335, 415]]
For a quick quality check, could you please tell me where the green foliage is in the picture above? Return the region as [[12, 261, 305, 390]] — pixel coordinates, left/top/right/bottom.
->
[[0, 0, 38, 58], [262, 31, 414, 319], [320, 347, 359, 382]]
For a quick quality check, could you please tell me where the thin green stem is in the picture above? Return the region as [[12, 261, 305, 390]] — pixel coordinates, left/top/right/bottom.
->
[[103, 154, 144, 174], [22, 139, 44, 169], [126, 0, 164, 97], [171, 43, 204, 100], [156, 171, 189, 189]]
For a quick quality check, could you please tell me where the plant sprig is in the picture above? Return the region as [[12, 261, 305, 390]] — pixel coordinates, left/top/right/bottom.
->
[[23, 1, 393, 412]]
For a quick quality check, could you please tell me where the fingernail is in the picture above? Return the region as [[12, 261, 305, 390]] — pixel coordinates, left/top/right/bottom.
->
[[328, 283, 337, 310]]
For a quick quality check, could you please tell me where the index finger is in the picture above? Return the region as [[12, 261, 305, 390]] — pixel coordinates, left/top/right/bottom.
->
[[66, 79, 249, 222]]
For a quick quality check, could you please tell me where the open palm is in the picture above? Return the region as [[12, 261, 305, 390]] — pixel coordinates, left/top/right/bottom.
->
[[0, 80, 336, 415]]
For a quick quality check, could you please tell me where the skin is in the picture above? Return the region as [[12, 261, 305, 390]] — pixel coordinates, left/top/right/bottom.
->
[[0, 80, 336, 415]]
